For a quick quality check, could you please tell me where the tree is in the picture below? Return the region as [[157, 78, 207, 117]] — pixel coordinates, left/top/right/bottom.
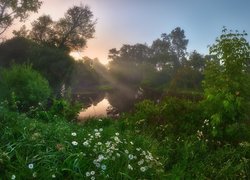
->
[[169, 27, 189, 61], [108, 43, 152, 86], [0, 37, 75, 93], [22, 5, 96, 51], [150, 27, 188, 70], [55, 5, 96, 51], [203, 28, 250, 141], [0, 0, 42, 36], [187, 50, 205, 71], [12, 24, 29, 37], [29, 15, 54, 44], [170, 66, 203, 90]]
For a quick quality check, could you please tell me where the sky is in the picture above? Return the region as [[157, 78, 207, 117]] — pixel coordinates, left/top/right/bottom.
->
[[4, 0, 250, 64]]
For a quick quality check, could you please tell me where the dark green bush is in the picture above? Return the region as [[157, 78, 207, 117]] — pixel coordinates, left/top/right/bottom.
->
[[0, 64, 51, 112], [49, 98, 82, 121], [132, 97, 203, 140]]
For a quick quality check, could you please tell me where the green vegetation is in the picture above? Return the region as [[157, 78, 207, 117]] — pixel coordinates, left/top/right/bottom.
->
[[0, 64, 51, 112], [0, 104, 165, 179], [0, 1, 249, 178]]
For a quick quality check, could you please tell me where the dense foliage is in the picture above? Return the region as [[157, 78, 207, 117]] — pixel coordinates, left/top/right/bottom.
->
[[0, 64, 50, 111], [0, 6, 249, 177], [202, 28, 250, 142], [108, 27, 205, 93], [0, 37, 75, 92]]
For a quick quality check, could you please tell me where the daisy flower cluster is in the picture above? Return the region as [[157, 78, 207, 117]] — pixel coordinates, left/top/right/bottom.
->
[[68, 127, 163, 178]]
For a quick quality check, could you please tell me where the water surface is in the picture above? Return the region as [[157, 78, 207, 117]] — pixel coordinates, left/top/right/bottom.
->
[[78, 98, 111, 119]]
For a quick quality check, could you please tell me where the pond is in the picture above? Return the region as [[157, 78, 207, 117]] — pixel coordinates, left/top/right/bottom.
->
[[75, 88, 148, 120], [78, 98, 111, 119], [75, 87, 162, 121]]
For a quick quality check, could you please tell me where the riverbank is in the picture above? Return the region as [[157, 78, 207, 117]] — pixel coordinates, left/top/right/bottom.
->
[[1, 99, 249, 179]]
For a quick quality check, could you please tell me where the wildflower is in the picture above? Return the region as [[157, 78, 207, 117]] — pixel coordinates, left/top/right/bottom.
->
[[116, 153, 120, 157], [125, 150, 129, 154], [28, 163, 34, 169], [128, 154, 134, 160], [142, 151, 146, 155], [128, 164, 133, 170], [72, 141, 78, 146], [105, 141, 111, 147], [98, 119, 102, 121], [101, 164, 107, 170], [99, 128, 103, 131], [114, 136, 121, 143], [32, 172, 37, 177], [52, 174, 56, 178], [138, 159, 144, 165], [91, 177, 95, 180], [11, 175, 16, 180], [136, 148, 141, 151], [71, 132, 77, 136], [83, 141, 89, 147], [86, 172, 91, 177], [95, 163, 100, 168], [146, 155, 153, 160], [115, 132, 119, 136], [97, 142, 102, 145], [95, 132, 101, 138], [94, 129, 98, 132], [140, 166, 146, 172], [98, 154, 104, 161], [130, 141, 134, 145], [90, 171, 95, 175]]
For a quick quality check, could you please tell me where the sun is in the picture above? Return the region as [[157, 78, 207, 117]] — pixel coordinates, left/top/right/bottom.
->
[[69, 51, 82, 60]]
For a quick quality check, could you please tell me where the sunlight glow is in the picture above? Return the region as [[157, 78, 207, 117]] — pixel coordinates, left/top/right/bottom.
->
[[69, 51, 83, 60], [70, 51, 110, 65]]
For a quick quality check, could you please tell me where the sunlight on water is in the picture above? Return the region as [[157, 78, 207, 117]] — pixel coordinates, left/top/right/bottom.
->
[[78, 98, 111, 119]]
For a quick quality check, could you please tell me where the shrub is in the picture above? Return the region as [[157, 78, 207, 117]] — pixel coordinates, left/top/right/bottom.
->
[[0, 64, 51, 112], [49, 98, 82, 121], [202, 28, 250, 142], [131, 97, 203, 140]]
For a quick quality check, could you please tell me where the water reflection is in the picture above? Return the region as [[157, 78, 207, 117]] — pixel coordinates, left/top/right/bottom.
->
[[76, 87, 158, 120], [78, 98, 110, 119]]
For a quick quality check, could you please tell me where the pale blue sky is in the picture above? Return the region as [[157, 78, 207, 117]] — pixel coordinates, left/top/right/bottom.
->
[[6, 0, 250, 64]]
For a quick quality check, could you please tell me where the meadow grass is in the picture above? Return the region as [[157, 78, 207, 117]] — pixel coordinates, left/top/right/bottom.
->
[[1, 100, 249, 179], [0, 105, 165, 179]]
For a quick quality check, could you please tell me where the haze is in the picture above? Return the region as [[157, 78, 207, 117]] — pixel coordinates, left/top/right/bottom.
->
[[4, 0, 250, 64]]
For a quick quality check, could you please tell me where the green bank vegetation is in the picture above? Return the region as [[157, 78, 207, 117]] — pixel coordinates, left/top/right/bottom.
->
[[0, 1, 249, 179]]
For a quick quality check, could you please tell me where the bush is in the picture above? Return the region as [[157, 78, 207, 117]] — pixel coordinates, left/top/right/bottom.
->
[[131, 97, 203, 140], [202, 29, 250, 142], [49, 98, 82, 121], [0, 64, 51, 112]]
